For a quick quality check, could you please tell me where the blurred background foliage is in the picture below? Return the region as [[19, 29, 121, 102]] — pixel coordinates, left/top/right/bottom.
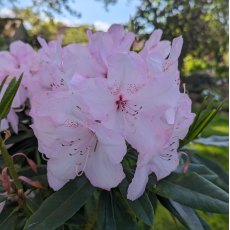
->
[[0, 0, 228, 229]]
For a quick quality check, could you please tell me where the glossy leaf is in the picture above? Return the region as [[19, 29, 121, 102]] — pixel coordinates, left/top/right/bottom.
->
[[119, 170, 154, 226], [0, 75, 23, 119], [98, 191, 116, 230], [187, 162, 228, 192], [180, 99, 223, 147], [158, 196, 208, 230], [0, 76, 8, 94], [97, 191, 136, 230], [0, 207, 19, 230], [24, 176, 95, 230], [155, 172, 228, 213], [112, 191, 137, 230], [190, 154, 229, 185]]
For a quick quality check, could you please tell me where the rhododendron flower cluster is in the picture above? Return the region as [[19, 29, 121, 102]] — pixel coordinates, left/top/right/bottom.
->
[[0, 24, 195, 200]]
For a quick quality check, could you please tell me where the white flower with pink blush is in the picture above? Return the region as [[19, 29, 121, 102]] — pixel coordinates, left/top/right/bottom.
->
[[0, 41, 40, 133], [3, 24, 194, 200]]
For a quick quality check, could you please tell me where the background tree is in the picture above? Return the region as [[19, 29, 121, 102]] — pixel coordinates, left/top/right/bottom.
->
[[13, 7, 91, 46], [1, 0, 80, 18], [128, 0, 228, 76]]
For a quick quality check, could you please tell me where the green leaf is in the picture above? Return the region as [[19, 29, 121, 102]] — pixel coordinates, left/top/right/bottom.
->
[[187, 162, 228, 192], [158, 196, 208, 230], [119, 177, 154, 226], [190, 154, 229, 185], [0, 205, 16, 224], [0, 74, 23, 119], [0, 76, 8, 94], [195, 212, 212, 230], [180, 99, 224, 147], [0, 195, 7, 203], [0, 207, 19, 230], [65, 213, 86, 227], [155, 172, 228, 213], [112, 191, 137, 230], [24, 176, 95, 230], [148, 192, 157, 212], [97, 191, 117, 230], [97, 191, 136, 230]]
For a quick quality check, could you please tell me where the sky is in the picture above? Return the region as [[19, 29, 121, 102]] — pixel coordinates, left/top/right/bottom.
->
[[0, 0, 141, 31]]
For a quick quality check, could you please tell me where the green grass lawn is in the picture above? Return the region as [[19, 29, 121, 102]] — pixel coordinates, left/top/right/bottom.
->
[[153, 112, 229, 229]]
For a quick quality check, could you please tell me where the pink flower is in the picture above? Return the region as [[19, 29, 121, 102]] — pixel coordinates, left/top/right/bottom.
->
[[10, 41, 40, 77], [140, 29, 183, 77], [0, 51, 18, 80], [30, 90, 126, 190], [76, 52, 181, 158], [0, 41, 39, 133], [127, 93, 195, 200], [23, 24, 195, 201], [87, 24, 135, 73]]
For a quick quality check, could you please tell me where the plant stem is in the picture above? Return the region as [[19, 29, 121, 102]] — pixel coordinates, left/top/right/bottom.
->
[[0, 136, 32, 216], [0, 136, 23, 190]]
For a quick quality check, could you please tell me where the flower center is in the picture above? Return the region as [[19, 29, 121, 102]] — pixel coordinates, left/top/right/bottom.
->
[[115, 95, 142, 117], [116, 95, 127, 110]]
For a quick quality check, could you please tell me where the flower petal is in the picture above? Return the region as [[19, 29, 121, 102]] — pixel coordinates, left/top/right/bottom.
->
[[127, 165, 150, 201], [107, 52, 148, 95], [149, 150, 179, 180], [84, 141, 125, 190], [108, 24, 135, 51]]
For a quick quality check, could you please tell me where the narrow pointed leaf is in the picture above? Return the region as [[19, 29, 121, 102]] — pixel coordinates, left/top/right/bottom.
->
[[0, 76, 8, 94], [158, 196, 207, 230], [155, 172, 228, 213], [187, 162, 228, 192], [98, 191, 117, 230], [119, 177, 154, 226], [97, 191, 136, 230], [112, 191, 137, 230], [0, 75, 23, 119], [190, 154, 229, 185], [24, 176, 95, 230], [0, 207, 19, 230]]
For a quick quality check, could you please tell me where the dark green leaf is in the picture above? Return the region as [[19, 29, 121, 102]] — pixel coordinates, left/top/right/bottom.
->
[[112, 191, 137, 230], [148, 192, 157, 212], [119, 170, 154, 226], [97, 191, 136, 230], [0, 76, 8, 94], [0, 75, 23, 119], [190, 154, 229, 185], [195, 213, 212, 230], [0, 195, 7, 203], [98, 191, 117, 230], [65, 213, 86, 227], [180, 99, 223, 147], [158, 196, 207, 230], [24, 176, 95, 230], [155, 172, 228, 213], [170, 200, 206, 230], [0, 207, 19, 230], [187, 162, 228, 192], [158, 196, 187, 227], [0, 205, 16, 224]]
